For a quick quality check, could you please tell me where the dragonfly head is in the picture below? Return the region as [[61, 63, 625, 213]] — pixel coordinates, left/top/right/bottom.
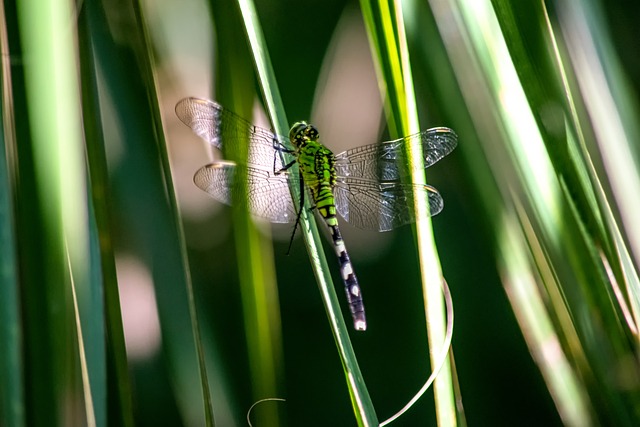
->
[[289, 121, 320, 147]]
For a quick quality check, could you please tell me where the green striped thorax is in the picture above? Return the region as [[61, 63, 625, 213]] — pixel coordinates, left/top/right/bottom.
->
[[288, 121, 338, 223], [287, 121, 336, 183]]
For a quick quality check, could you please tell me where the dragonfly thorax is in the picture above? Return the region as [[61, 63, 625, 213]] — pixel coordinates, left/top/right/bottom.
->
[[289, 121, 320, 147]]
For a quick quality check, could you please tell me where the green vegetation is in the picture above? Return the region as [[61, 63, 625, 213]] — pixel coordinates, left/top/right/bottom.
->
[[2, 0, 639, 426]]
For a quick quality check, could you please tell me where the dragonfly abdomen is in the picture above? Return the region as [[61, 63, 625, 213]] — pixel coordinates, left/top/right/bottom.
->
[[313, 182, 366, 329], [328, 222, 366, 331], [313, 183, 338, 220]]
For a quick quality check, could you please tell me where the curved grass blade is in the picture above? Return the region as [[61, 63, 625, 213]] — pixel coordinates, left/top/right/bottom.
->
[[380, 278, 455, 426]]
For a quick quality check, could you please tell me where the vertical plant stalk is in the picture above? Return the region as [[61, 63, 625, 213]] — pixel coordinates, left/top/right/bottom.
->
[[360, 1, 456, 425], [0, 1, 23, 424], [17, 0, 98, 423], [77, 3, 135, 424], [211, 2, 284, 425], [236, 0, 378, 425], [132, 1, 215, 425]]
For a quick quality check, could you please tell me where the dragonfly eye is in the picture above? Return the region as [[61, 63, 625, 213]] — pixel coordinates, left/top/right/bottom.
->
[[289, 121, 306, 146], [305, 125, 319, 140], [289, 121, 320, 146]]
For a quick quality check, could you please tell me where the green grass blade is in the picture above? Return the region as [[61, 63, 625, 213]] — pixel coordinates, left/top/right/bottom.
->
[[10, 0, 640, 423], [423, 0, 640, 422], [134, 3, 215, 425], [16, 0, 101, 424], [210, 2, 284, 426], [430, 0, 597, 423], [543, 0, 640, 342], [85, 1, 215, 424], [78, 4, 135, 425], [0, 5, 23, 424], [557, 0, 640, 331], [360, 1, 456, 424], [0, 129, 23, 427], [236, 0, 378, 425]]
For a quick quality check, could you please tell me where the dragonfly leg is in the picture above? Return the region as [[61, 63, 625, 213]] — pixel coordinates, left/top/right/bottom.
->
[[272, 140, 296, 175], [272, 138, 294, 152], [275, 158, 296, 175], [286, 172, 306, 256]]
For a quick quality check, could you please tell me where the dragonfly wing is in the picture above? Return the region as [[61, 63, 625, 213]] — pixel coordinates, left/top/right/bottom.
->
[[194, 161, 298, 223], [175, 97, 291, 170], [334, 178, 443, 231], [334, 127, 457, 181]]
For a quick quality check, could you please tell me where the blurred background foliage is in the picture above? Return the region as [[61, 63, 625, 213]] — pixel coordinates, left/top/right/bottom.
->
[[2, 0, 640, 426]]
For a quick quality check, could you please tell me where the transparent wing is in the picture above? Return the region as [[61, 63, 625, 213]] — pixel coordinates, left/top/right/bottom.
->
[[334, 178, 443, 231], [334, 127, 457, 181], [194, 161, 298, 223], [175, 97, 291, 170]]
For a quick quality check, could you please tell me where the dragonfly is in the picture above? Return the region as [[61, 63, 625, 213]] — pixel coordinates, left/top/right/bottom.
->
[[175, 97, 457, 331]]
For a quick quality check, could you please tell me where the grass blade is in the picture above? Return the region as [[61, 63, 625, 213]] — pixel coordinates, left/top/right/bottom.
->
[[236, 0, 378, 424], [16, 0, 100, 423], [425, 0, 640, 422], [210, 2, 284, 425], [86, 1, 215, 424], [557, 0, 640, 331], [134, 2, 215, 424], [78, 4, 135, 425], [0, 3, 23, 424], [360, 0, 457, 424]]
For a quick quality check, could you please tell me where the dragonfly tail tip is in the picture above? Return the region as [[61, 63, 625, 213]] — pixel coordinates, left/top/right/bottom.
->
[[354, 319, 367, 331]]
